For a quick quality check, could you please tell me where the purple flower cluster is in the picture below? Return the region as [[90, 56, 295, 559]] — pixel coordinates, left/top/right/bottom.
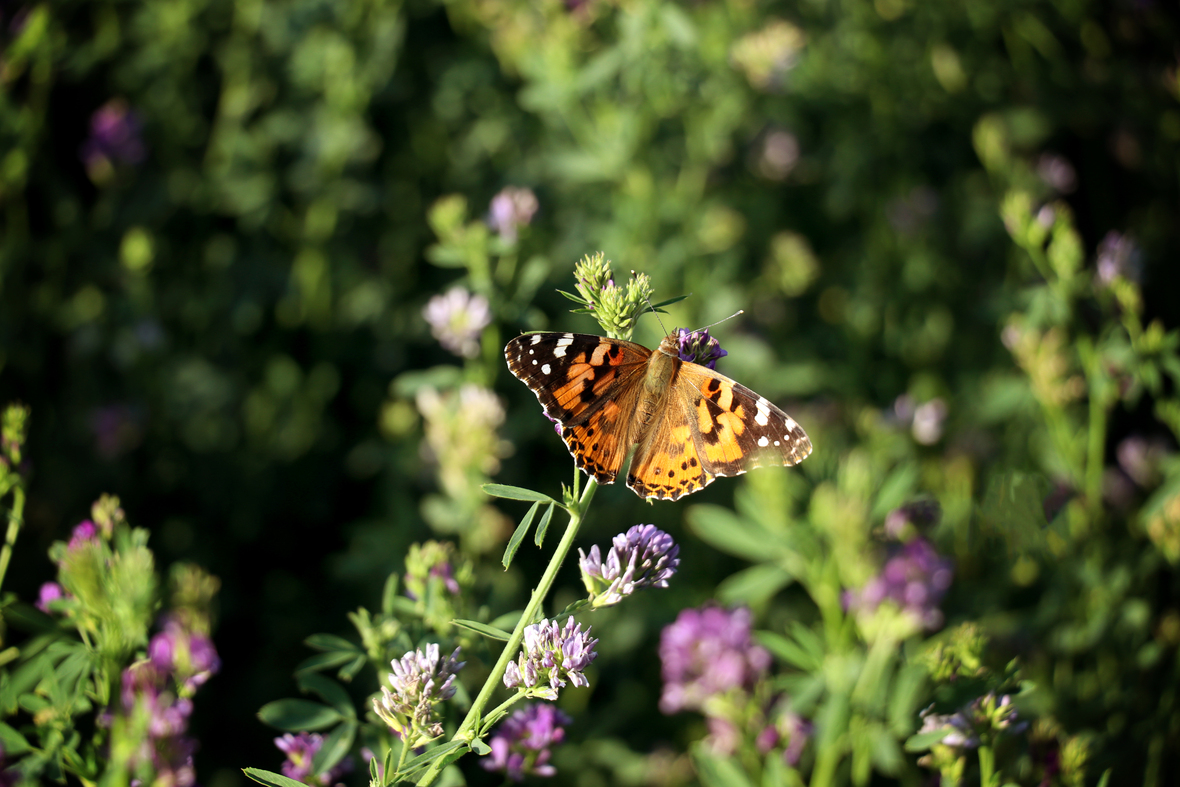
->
[[503, 618, 598, 701], [423, 287, 492, 358], [579, 525, 680, 608], [114, 616, 221, 786], [844, 538, 953, 630], [80, 99, 146, 174], [275, 732, 352, 786], [658, 606, 770, 714], [372, 645, 464, 745], [1095, 231, 1141, 285], [487, 186, 539, 243], [675, 328, 728, 370], [148, 614, 222, 693], [918, 692, 1027, 751], [481, 702, 571, 781]]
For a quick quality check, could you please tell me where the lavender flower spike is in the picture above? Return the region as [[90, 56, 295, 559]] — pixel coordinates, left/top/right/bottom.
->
[[503, 618, 598, 701], [482, 702, 572, 782], [373, 645, 464, 745], [579, 525, 680, 608]]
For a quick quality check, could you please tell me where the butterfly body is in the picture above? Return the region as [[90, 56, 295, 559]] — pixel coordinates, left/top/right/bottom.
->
[[506, 332, 812, 501]]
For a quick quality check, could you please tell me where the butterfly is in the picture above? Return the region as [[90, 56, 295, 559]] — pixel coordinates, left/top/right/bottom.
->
[[505, 331, 812, 500]]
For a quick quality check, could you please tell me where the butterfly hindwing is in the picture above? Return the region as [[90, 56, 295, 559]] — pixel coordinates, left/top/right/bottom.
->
[[679, 365, 812, 477], [626, 393, 715, 501]]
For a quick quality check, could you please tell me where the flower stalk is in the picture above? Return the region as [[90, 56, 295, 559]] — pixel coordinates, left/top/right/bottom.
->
[[413, 475, 598, 786]]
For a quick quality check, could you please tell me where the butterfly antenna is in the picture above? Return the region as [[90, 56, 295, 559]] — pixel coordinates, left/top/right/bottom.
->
[[697, 309, 745, 332], [632, 270, 669, 335]]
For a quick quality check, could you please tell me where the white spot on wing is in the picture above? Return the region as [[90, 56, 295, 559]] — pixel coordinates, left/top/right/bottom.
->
[[758, 436, 769, 447], [755, 397, 771, 426], [542, 364, 551, 375], [553, 335, 574, 358], [531, 335, 543, 345]]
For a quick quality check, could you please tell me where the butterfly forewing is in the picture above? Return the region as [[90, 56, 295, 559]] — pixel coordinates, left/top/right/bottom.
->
[[505, 333, 651, 482]]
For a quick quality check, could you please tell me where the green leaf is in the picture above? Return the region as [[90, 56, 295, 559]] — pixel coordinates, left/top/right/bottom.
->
[[398, 740, 470, 779], [304, 633, 362, 654], [451, 619, 512, 641], [690, 744, 755, 787], [756, 630, 821, 672], [382, 574, 399, 617], [904, 728, 953, 752], [482, 484, 557, 504], [312, 721, 356, 777], [649, 294, 690, 311], [502, 501, 540, 569], [555, 289, 587, 304], [470, 738, 492, 756], [257, 699, 345, 731], [686, 505, 786, 563], [243, 768, 309, 787], [296, 673, 355, 718], [534, 502, 555, 547], [488, 610, 522, 631], [717, 564, 793, 606], [295, 651, 359, 674], [339, 655, 367, 682], [0, 722, 30, 755]]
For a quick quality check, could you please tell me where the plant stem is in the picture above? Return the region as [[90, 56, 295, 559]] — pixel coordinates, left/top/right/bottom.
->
[[415, 478, 599, 786], [978, 743, 996, 787], [0, 485, 26, 594]]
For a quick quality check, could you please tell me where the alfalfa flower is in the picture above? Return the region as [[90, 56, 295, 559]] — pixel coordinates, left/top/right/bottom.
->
[[843, 538, 953, 631], [659, 605, 770, 715], [275, 732, 353, 786], [481, 703, 572, 781], [487, 187, 539, 243], [423, 287, 492, 358], [372, 645, 464, 746], [675, 328, 728, 370], [80, 99, 146, 182], [503, 618, 598, 701], [579, 525, 680, 608]]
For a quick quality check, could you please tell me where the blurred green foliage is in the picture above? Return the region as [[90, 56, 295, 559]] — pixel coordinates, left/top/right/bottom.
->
[[2, 0, 1179, 784]]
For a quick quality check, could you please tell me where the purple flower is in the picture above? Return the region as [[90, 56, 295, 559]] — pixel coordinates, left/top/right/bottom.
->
[[1095, 231, 1142, 285], [659, 606, 771, 715], [36, 582, 65, 613], [372, 645, 464, 744], [487, 186, 539, 243], [276, 732, 353, 786], [579, 524, 680, 607], [423, 287, 492, 358], [1036, 153, 1077, 194], [68, 520, 98, 551], [845, 538, 953, 630], [80, 99, 146, 174], [503, 618, 598, 701], [148, 616, 222, 692], [918, 692, 1027, 755], [883, 501, 941, 539], [482, 703, 572, 781], [675, 328, 728, 370]]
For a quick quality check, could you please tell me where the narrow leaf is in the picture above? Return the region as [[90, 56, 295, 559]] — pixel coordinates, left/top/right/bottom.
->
[[755, 631, 820, 672], [489, 610, 522, 631], [340, 655, 367, 682], [0, 722, 30, 755], [903, 728, 953, 752], [397, 740, 470, 778], [312, 721, 356, 777], [304, 634, 362, 654], [555, 289, 588, 304], [534, 503, 555, 547], [295, 652, 357, 674], [717, 564, 793, 606], [502, 501, 540, 569], [451, 619, 512, 641], [296, 673, 355, 718], [243, 768, 310, 787], [483, 485, 557, 505], [691, 745, 755, 787], [649, 294, 690, 310], [257, 699, 344, 731]]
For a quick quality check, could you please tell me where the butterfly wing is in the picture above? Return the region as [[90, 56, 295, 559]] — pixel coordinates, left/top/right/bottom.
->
[[505, 332, 651, 484], [680, 364, 812, 475], [625, 392, 716, 501]]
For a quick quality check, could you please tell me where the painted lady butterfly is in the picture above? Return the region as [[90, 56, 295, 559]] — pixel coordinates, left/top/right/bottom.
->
[[506, 332, 812, 500]]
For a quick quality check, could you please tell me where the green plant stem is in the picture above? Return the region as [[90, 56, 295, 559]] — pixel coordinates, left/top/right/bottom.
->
[[0, 485, 26, 594], [415, 478, 599, 786], [978, 743, 996, 787]]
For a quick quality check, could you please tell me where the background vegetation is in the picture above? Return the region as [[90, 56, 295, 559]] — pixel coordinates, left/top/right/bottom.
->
[[1, 0, 1178, 785]]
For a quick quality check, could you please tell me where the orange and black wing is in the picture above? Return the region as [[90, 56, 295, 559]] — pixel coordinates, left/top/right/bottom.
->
[[505, 332, 651, 484]]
